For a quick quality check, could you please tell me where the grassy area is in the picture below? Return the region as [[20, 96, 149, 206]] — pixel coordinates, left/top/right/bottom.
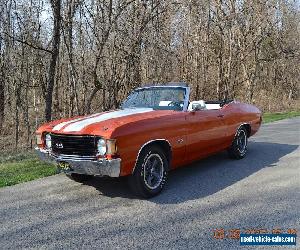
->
[[263, 111, 300, 123], [0, 152, 56, 188]]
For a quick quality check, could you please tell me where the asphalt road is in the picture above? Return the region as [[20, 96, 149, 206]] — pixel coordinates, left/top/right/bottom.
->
[[0, 118, 299, 249]]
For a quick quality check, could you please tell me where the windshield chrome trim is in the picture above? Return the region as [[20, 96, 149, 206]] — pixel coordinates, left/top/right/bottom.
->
[[182, 87, 190, 112]]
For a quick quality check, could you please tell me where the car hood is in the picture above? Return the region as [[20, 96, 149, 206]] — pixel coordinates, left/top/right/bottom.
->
[[37, 108, 175, 138]]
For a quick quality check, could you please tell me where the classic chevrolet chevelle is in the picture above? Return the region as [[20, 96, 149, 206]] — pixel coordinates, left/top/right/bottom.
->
[[36, 83, 261, 197]]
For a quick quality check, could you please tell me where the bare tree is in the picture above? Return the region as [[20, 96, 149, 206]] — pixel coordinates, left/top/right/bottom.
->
[[45, 0, 62, 122]]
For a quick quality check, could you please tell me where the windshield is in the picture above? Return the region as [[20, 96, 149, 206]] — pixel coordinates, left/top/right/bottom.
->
[[122, 87, 186, 111]]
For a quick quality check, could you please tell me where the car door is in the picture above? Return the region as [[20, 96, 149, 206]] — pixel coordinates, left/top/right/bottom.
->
[[185, 109, 227, 162]]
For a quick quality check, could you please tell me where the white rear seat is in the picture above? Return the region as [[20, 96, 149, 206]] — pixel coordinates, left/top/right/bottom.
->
[[188, 101, 222, 111], [206, 104, 221, 110]]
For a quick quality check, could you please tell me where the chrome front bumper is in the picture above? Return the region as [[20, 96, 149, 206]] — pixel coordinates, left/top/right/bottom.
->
[[35, 148, 121, 177]]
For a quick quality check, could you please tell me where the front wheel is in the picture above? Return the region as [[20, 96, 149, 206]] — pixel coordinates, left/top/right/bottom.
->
[[228, 126, 248, 159], [128, 145, 168, 198]]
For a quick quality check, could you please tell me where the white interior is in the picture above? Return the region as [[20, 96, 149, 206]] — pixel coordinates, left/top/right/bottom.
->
[[159, 100, 222, 111], [205, 103, 221, 110], [159, 101, 172, 106], [188, 100, 221, 111], [188, 100, 206, 111]]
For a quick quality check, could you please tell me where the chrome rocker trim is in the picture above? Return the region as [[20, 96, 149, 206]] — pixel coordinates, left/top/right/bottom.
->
[[35, 148, 121, 177]]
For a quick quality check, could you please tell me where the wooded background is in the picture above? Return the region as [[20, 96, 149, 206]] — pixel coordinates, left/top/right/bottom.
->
[[0, 0, 299, 151]]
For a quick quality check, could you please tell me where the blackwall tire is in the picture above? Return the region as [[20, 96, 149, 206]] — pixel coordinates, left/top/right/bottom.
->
[[228, 126, 248, 159], [128, 145, 168, 198]]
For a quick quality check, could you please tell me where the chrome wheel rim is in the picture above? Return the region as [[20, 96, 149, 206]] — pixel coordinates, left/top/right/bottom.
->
[[237, 130, 247, 154], [143, 154, 164, 190]]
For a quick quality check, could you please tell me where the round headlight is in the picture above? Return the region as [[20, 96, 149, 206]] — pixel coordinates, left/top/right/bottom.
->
[[97, 139, 106, 155], [45, 134, 52, 149]]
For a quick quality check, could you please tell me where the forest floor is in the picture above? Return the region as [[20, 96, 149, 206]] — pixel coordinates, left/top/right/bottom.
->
[[0, 111, 299, 188]]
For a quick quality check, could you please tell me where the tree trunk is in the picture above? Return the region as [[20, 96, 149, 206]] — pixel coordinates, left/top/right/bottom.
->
[[85, 86, 100, 114], [0, 66, 4, 131], [45, 0, 61, 122]]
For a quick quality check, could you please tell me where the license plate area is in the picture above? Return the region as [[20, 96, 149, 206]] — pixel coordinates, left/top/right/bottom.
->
[[57, 161, 72, 172]]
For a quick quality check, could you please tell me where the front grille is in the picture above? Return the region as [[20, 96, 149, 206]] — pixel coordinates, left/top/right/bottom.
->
[[51, 134, 98, 156]]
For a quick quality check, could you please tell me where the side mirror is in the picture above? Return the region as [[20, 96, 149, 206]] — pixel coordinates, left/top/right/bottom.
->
[[192, 103, 204, 111]]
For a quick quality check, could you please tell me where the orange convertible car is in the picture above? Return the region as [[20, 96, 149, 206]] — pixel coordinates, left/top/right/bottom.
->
[[36, 83, 262, 197]]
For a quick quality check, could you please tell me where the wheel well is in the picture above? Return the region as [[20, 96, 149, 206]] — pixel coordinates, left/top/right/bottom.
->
[[155, 140, 172, 164], [139, 140, 172, 168], [242, 124, 251, 137]]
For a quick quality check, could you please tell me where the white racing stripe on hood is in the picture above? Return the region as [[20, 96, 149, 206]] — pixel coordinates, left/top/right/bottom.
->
[[62, 108, 153, 132], [52, 113, 101, 131]]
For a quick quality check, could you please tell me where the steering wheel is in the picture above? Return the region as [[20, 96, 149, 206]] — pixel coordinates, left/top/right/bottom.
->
[[168, 101, 184, 110]]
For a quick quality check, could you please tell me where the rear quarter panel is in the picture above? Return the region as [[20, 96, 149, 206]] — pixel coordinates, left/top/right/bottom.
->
[[222, 102, 262, 144]]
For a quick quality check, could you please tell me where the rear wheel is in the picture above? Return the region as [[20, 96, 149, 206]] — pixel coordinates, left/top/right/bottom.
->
[[128, 145, 168, 198], [228, 126, 248, 159], [67, 173, 92, 182]]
